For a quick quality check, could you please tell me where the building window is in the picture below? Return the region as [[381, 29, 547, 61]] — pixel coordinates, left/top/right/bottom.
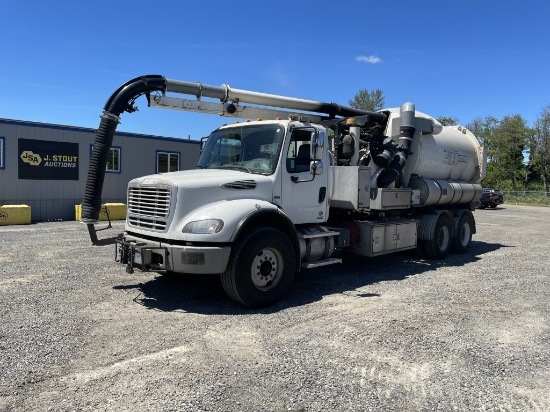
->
[[157, 151, 180, 173], [0, 137, 4, 169], [106, 147, 121, 173], [90, 145, 121, 173]]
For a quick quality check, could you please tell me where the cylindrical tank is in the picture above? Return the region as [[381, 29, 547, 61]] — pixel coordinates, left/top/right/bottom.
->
[[372, 109, 486, 206], [408, 178, 483, 206], [383, 109, 485, 184], [297, 226, 335, 263]]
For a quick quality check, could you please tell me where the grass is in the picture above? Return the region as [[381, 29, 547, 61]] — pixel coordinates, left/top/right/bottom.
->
[[502, 191, 550, 206]]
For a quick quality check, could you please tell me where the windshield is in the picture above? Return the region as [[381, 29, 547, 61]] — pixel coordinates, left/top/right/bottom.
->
[[197, 124, 285, 175]]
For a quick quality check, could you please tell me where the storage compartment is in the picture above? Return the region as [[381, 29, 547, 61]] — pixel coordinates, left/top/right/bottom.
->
[[350, 220, 418, 257], [369, 188, 412, 210], [330, 166, 371, 210]]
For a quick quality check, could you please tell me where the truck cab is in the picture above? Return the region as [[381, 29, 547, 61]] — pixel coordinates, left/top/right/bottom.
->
[[117, 119, 333, 307]]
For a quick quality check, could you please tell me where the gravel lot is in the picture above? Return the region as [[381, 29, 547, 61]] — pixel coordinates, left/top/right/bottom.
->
[[0, 204, 549, 411]]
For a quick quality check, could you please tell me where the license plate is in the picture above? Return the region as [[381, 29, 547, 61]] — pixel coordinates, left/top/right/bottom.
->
[[134, 250, 142, 264]]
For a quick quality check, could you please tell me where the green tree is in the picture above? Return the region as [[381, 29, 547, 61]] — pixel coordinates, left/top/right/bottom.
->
[[348, 89, 385, 112], [437, 116, 459, 126], [530, 105, 550, 193], [489, 115, 531, 190], [466, 116, 499, 150], [465, 116, 531, 189]]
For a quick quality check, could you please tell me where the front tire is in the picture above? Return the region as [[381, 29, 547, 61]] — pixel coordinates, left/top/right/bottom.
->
[[424, 214, 452, 260], [221, 227, 296, 308]]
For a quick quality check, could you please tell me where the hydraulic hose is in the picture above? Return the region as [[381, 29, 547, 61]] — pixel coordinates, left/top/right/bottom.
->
[[377, 103, 416, 188], [81, 75, 167, 243]]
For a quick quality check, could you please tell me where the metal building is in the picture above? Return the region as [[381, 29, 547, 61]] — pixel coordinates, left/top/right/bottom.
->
[[0, 118, 201, 221]]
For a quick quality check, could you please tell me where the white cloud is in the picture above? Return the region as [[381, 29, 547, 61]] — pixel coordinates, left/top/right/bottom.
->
[[355, 55, 383, 64]]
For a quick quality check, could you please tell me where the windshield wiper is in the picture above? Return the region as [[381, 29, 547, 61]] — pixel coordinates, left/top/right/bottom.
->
[[204, 163, 250, 173], [225, 164, 251, 173]]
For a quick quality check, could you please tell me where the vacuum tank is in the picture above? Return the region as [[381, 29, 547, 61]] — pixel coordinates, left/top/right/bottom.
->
[[380, 109, 486, 206]]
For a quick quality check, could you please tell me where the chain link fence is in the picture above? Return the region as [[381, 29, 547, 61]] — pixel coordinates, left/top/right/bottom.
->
[[502, 191, 550, 205]]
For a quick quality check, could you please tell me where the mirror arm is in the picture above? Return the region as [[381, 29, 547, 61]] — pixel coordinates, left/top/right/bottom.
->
[[291, 163, 317, 183]]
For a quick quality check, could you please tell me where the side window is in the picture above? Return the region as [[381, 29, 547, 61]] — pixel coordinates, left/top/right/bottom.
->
[[157, 151, 180, 173], [90, 145, 121, 173], [0, 137, 4, 169], [286, 130, 311, 173], [106, 147, 121, 173]]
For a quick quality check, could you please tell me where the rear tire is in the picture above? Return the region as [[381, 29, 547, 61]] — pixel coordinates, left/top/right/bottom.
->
[[221, 227, 296, 308], [424, 214, 452, 260], [451, 212, 474, 254]]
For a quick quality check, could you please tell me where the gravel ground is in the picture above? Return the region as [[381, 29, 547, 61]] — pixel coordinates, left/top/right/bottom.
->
[[0, 204, 549, 412]]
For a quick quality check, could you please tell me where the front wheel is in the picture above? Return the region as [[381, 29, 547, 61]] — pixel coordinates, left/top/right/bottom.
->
[[423, 214, 452, 260], [221, 227, 296, 308]]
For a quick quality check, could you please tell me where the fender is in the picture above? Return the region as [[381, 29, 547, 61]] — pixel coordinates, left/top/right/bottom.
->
[[176, 199, 290, 244], [232, 201, 296, 242], [231, 200, 301, 273]]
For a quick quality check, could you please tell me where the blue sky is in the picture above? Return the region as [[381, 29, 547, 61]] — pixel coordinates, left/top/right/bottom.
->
[[1, 0, 549, 140]]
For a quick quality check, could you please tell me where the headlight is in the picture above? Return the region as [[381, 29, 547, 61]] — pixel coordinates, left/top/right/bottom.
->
[[182, 219, 224, 234]]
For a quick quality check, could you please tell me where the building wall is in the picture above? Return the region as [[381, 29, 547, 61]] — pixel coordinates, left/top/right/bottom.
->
[[0, 118, 201, 221]]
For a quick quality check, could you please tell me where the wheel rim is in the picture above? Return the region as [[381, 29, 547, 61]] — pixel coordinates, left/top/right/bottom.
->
[[438, 225, 450, 251], [459, 222, 471, 246], [251, 248, 283, 291]]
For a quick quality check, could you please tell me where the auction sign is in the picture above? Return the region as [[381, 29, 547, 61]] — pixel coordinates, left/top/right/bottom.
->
[[18, 138, 79, 180]]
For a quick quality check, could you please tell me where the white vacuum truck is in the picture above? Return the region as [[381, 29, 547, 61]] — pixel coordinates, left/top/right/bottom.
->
[[82, 75, 486, 308]]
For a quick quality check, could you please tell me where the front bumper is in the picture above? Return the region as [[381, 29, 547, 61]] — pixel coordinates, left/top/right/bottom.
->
[[115, 234, 231, 275]]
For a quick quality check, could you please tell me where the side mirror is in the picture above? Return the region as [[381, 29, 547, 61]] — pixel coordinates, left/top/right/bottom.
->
[[311, 129, 325, 160], [314, 160, 323, 175]]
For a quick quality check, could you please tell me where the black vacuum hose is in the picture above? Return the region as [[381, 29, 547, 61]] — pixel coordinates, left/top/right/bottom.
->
[[377, 103, 416, 188], [81, 114, 119, 223], [81, 75, 167, 239], [377, 126, 415, 187]]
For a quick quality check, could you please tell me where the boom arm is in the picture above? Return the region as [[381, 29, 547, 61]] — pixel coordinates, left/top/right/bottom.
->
[[82, 74, 386, 244]]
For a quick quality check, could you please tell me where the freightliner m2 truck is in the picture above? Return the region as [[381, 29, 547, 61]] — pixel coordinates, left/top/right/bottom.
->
[[82, 75, 487, 308]]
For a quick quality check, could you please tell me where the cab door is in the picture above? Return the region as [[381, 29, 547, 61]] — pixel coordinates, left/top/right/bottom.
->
[[280, 126, 328, 224]]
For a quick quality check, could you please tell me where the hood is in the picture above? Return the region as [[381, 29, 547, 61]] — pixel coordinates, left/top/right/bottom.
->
[[131, 168, 273, 191], [126, 169, 277, 236]]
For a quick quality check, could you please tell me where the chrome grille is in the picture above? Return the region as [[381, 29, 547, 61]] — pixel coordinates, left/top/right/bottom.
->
[[127, 216, 167, 231], [128, 186, 171, 230]]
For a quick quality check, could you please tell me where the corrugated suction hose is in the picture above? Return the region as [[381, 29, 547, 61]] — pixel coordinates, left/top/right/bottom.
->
[[81, 114, 119, 223], [81, 75, 167, 244]]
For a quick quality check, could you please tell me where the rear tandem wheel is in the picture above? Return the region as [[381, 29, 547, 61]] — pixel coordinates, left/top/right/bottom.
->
[[451, 212, 474, 253], [423, 214, 453, 260]]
